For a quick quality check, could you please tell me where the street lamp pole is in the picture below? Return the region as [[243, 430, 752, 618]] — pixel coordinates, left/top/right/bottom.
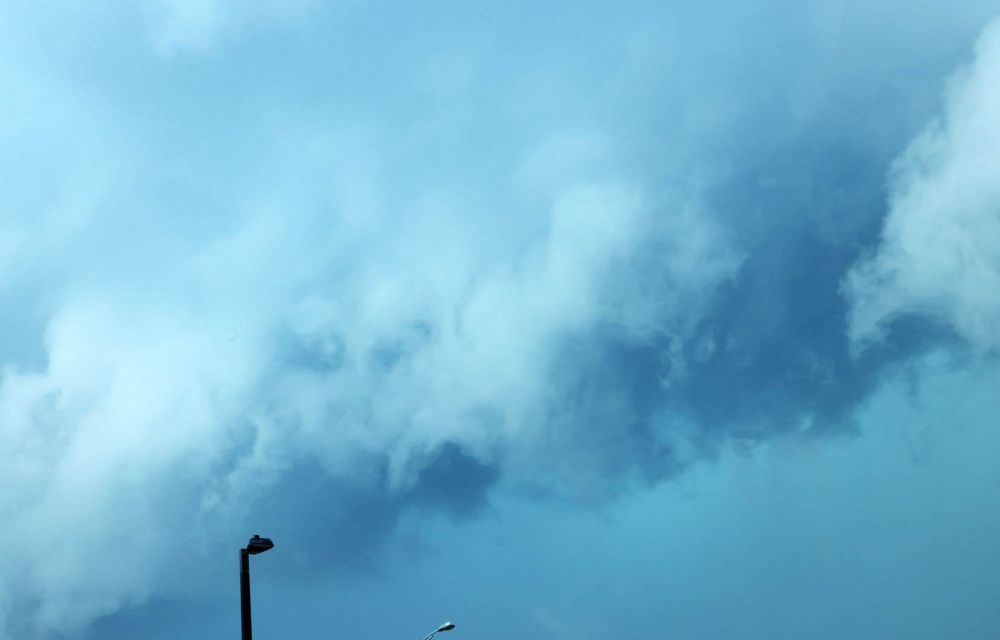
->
[[422, 621, 456, 640], [240, 534, 274, 640], [240, 547, 252, 640]]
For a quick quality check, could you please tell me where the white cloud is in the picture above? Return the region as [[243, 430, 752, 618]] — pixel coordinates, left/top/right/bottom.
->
[[0, 113, 738, 634], [846, 17, 1000, 352]]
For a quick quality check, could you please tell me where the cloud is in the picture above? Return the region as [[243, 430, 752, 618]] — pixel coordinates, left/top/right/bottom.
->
[[0, 117, 738, 635], [846, 18, 1000, 352], [3, 1, 1000, 637]]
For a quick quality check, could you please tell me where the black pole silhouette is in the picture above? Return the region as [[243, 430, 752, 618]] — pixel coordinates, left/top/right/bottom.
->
[[240, 535, 274, 640], [240, 548, 252, 640]]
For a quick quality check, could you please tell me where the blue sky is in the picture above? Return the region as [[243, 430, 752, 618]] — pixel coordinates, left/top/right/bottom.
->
[[2, 1, 1000, 638]]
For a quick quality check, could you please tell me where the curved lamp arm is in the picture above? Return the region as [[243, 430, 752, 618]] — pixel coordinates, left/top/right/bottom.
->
[[422, 622, 456, 640]]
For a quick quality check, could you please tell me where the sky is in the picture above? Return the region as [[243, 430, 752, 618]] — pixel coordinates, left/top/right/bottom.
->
[[2, 1, 1000, 638]]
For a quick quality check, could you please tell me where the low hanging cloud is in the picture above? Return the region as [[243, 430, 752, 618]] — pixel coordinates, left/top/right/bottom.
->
[[846, 18, 1000, 352], [0, 123, 738, 635]]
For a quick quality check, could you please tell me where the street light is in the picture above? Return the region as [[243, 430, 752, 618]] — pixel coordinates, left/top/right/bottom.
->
[[240, 534, 274, 640], [422, 621, 456, 640]]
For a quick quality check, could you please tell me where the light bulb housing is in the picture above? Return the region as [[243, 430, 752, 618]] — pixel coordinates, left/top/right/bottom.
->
[[246, 535, 274, 555]]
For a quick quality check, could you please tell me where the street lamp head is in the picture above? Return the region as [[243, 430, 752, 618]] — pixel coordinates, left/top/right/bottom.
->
[[246, 535, 274, 555], [437, 622, 456, 632]]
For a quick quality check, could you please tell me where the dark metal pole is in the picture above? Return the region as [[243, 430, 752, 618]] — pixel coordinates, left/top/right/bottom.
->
[[240, 547, 252, 640]]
